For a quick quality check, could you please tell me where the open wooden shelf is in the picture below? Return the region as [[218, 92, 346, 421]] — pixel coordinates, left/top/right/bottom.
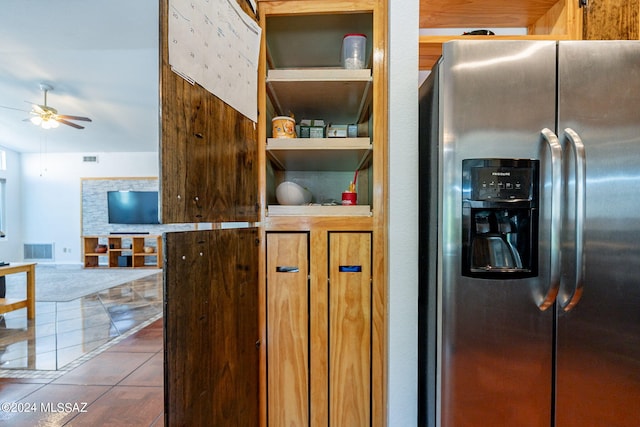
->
[[267, 68, 372, 125], [266, 137, 372, 171], [419, 0, 583, 70], [268, 204, 371, 217], [420, 0, 565, 28], [83, 235, 163, 269]]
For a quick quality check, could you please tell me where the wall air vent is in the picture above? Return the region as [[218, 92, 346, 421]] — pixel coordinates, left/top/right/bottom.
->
[[24, 243, 55, 261], [83, 155, 99, 163]]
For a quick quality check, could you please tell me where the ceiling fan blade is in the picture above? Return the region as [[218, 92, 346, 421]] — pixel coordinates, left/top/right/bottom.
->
[[32, 104, 46, 114], [0, 105, 32, 113], [56, 118, 85, 129], [56, 114, 92, 122]]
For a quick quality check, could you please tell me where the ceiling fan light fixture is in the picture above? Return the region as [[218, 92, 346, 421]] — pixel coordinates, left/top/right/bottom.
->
[[6, 83, 92, 130], [40, 118, 59, 130], [31, 115, 59, 129]]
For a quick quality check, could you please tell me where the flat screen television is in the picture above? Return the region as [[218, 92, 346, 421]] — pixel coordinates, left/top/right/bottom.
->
[[107, 191, 160, 224]]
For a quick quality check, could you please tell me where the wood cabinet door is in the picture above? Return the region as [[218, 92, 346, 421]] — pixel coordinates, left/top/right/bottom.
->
[[266, 232, 310, 426], [164, 228, 260, 426], [159, 0, 259, 224], [329, 232, 372, 427]]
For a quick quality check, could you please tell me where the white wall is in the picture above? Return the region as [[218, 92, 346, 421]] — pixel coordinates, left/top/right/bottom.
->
[[0, 146, 23, 262], [20, 151, 158, 264], [388, 1, 419, 425]]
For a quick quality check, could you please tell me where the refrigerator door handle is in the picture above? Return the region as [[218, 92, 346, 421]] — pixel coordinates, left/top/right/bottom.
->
[[559, 128, 586, 311], [538, 128, 562, 310]]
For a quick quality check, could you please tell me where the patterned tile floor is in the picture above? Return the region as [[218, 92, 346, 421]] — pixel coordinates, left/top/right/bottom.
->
[[0, 272, 163, 378], [0, 318, 164, 426]]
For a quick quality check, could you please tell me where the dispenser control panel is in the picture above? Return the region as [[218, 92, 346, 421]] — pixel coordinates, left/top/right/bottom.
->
[[471, 166, 534, 201], [461, 158, 539, 279]]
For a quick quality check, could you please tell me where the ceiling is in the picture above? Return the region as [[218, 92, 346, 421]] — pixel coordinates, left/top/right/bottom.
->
[[0, 0, 159, 154]]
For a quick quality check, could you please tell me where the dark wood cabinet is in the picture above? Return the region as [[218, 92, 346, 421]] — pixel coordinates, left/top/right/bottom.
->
[[164, 228, 259, 426]]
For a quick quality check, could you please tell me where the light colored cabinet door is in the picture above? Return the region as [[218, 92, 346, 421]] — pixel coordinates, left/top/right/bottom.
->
[[267, 231, 373, 426], [329, 232, 372, 427], [267, 232, 309, 426]]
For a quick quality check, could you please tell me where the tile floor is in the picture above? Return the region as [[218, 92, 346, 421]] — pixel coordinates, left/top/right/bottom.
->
[[0, 272, 164, 426]]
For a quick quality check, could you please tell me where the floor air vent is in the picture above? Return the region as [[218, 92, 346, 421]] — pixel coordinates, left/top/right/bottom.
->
[[24, 243, 55, 261]]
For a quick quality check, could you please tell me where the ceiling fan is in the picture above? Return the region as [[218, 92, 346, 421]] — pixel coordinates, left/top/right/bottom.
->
[[2, 83, 92, 129]]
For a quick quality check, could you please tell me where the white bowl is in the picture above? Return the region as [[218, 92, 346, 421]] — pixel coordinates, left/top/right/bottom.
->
[[276, 181, 312, 205]]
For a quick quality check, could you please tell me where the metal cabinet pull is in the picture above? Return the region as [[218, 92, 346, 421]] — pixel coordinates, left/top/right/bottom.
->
[[338, 265, 362, 273], [275, 266, 299, 273]]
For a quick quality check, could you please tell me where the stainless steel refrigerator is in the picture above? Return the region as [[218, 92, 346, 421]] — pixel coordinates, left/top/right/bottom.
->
[[418, 40, 640, 427]]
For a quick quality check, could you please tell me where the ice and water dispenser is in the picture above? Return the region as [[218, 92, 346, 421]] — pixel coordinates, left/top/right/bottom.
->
[[462, 159, 539, 278]]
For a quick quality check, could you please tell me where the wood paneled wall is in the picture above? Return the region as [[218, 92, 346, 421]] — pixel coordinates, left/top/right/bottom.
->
[[159, 0, 259, 224], [584, 0, 640, 40]]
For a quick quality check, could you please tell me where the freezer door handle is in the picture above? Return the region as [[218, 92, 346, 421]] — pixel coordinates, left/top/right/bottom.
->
[[559, 128, 586, 311], [538, 128, 562, 310]]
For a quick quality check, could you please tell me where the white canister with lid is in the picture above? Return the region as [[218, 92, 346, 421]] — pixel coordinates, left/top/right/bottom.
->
[[342, 33, 367, 69]]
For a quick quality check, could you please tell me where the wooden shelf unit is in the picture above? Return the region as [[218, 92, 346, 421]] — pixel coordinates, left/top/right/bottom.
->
[[419, 0, 583, 70], [82, 235, 163, 269], [266, 68, 372, 125], [258, 1, 388, 425], [266, 137, 372, 171], [263, 8, 378, 217]]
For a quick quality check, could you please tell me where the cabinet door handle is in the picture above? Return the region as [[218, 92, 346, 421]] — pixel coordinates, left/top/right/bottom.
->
[[339, 265, 362, 273], [276, 266, 299, 273]]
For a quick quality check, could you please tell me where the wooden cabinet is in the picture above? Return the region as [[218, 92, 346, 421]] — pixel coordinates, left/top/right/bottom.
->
[[419, 0, 640, 71], [328, 232, 372, 426], [82, 235, 162, 268], [160, 0, 387, 425], [266, 233, 310, 426], [267, 231, 373, 426], [259, 1, 387, 425], [419, 0, 584, 70], [164, 229, 259, 426]]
